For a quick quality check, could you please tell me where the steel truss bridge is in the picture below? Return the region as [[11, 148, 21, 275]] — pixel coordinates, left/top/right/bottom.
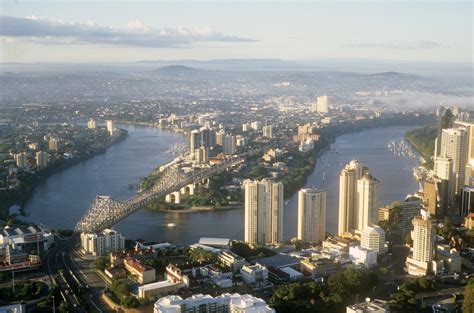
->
[[75, 157, 243, 233]]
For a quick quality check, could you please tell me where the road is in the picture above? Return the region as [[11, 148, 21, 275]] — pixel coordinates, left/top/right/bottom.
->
[[45, 236, 111, 312]]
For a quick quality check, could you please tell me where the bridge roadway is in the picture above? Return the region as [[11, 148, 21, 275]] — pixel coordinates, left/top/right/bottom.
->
[[75, 156, 244, 234]]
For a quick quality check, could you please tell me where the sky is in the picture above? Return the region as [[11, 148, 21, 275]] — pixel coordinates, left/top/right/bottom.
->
[[0, 0, 472, 63]]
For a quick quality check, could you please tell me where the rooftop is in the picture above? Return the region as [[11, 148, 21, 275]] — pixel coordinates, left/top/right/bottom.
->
[[252, 254, 300, 269]]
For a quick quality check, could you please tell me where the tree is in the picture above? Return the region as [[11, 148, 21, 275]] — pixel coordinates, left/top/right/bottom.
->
[[91, 256, 109, 271], [441, 109, 455, 129], [122, 295, 140, 308]]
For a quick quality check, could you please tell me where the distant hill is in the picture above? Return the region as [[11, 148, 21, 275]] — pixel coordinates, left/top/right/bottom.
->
[[155, 65, 201, 74]]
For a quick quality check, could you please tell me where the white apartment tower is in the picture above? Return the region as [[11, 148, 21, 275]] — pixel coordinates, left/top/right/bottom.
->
[[434, 156, 455, 203], [106, 120, 115, 136], [244, 179, 283, 245], [411, 212, 436, 263], [316, 95, 329, 113], [297, 188, 326, 243], [440, 128, 468, 194], [80, 228, 125, 256], [357, 173, 380, 232], [338, 160, 364, 234]]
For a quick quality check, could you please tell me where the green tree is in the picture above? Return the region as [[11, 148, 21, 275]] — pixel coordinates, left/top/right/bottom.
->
[[91, 256, 109, 271], [122, 295, 140, 308]]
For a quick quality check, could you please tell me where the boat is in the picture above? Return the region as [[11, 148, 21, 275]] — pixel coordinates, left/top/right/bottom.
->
[[166, 223, 176, 227]]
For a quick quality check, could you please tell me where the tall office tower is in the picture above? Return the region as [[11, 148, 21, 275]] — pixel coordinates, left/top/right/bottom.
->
[[316, 95, 329, 113], [411, 211, 436, 263], [215, 130, 225, 146], [223, 134, 236, 155], [48, 138, 60, 151], [244, 179, 283, 245], [460, 186, 474, 217], [35, 151, 48, 168], [434, 156, 455, 203], [338, 160, 364, 234], [406, 211, 436, 276], [400, 196, 423, 237], [189, 129, 200, 155], [361, 225, 386, 254], [15, 152, 27, 169], [423, 176, 448, 217], [440, 128, 468, 194], [87, 118, 96, 129], [194, 147, 209, 164], [357, 173, 380, 232], [297, 188, 326, 243], [200, 127, 212, 148], [454, 121, 474, 185], [262, 125, 274, 138], [466, 159, 474, 187], [242, 123, 251, 132], [106, 120, 115, 136]]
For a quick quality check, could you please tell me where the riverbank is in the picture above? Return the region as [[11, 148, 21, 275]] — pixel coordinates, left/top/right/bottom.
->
[[404, 126, 437, 169], [1, 128, 128, 222], [142, 113, 434, 215]]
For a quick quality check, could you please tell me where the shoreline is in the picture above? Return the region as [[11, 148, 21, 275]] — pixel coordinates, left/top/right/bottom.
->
[[142, 117, 432, 215], [3, 129, 129, 221]]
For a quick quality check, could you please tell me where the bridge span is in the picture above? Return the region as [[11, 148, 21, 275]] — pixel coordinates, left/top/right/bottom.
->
[[75, 157, 243, 233]]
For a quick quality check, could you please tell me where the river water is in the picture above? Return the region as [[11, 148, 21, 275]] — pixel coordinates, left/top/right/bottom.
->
[[24, 125, 420, 245]]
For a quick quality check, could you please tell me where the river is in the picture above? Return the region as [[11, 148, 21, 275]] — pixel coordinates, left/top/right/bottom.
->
[[24, 124, 420, 245]]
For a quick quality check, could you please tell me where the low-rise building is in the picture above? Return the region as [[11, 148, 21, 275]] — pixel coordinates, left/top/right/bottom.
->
[[240, 263, 268, 284], [436, 245, 462, 274], [153, 293, 275, 313], [124, 257, 156, 284], [349, 246, 377, 268], [218, 250, 245, 275], [346, 299, 389, 313]]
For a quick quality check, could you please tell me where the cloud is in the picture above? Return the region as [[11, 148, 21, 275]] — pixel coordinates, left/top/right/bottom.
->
[[342, 40, 449, 50], [0, 16, 257, 48]]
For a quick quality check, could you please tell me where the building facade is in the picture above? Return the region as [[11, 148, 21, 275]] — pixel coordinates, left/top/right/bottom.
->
[[80, 228, 125, 256], [244, 179, 283, 245], [297, 188, 326, 243]]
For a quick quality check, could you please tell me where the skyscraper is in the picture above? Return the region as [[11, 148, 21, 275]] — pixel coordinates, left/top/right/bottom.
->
[[262, 125, 274, 138], [297, 188, 326, 243], [357, 173, 380, 232], [48, 138, 60, 151], [316, 95, 329, 113], [244, 179, 283, 245], [440, 128, 468, 194], [405, 211, 436, 276], [15, 152, 27, 169], [338, 160, 364, 234], [434, 156, 455, 204], [223, 134, 236, 155], [35, 151, 48, 168], [106, 120, 115, 136], [189, 129, 200, 155]]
